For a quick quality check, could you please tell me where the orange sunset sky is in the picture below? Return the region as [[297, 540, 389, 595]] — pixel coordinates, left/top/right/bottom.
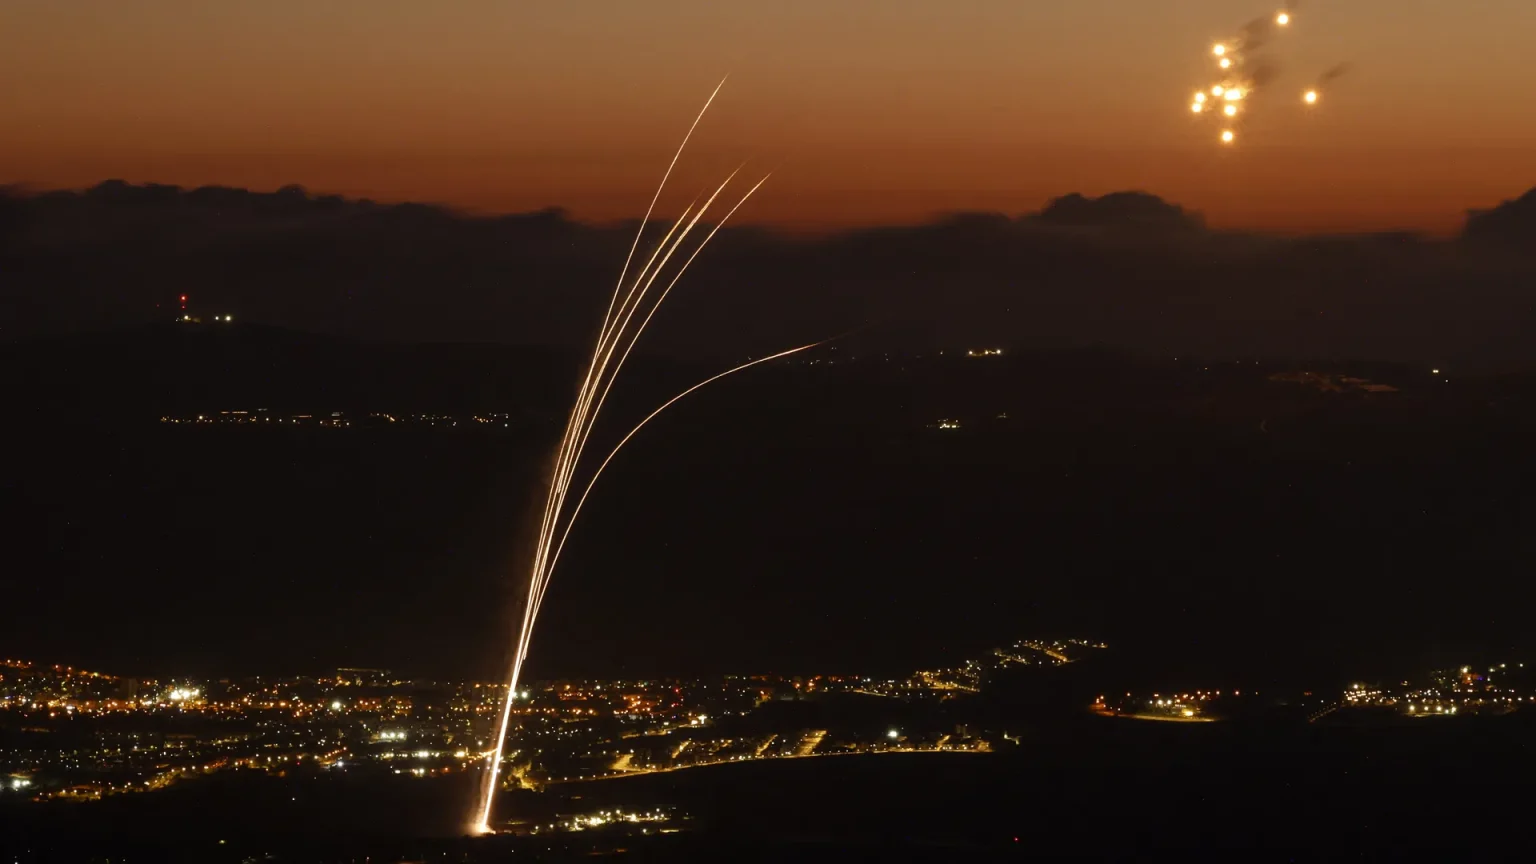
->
[[3, 0, 1533, 234]]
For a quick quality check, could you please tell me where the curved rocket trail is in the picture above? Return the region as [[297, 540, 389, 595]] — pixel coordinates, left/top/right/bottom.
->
[[473, 82, 809, 833], [536, 339, 825, 619]]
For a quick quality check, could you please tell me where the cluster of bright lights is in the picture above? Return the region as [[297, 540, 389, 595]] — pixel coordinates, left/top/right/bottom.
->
[[473, 81, 825, 835], [1187, 9, 1311, 146], [556, 808, 672, 833]]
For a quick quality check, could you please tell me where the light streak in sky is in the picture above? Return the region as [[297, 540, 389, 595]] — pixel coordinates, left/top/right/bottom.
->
[[472, 81, 817, 834], [536, 339, 824, 616]]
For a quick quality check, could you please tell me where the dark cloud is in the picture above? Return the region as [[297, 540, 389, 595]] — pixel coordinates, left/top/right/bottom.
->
[[0, 185, 29, 248], [1029, 191, 1205, 233], [1463, 188, 1536, 249], [3, 182, 1536, 371]]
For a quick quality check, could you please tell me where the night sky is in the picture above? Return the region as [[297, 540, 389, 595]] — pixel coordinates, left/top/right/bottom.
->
[[5, 0, 1534, 233]]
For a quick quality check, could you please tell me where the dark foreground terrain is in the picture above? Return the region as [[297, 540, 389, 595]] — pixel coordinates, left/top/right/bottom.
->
[[4, 324, 1535, 860], [5, 324, 1532, 684], [4, 711, 1533, 862]]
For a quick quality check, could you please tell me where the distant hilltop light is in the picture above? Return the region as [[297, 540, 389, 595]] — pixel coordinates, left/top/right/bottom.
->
[[966, 348, 1003, 357]]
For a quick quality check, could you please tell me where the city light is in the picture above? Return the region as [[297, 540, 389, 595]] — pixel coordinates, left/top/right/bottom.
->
[[8, 644, 1528, 810]]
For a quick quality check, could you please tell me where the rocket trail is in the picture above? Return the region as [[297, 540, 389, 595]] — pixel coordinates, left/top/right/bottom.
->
[[604, 78, 726, 354], [525, 80, 727, 632], [472, 82, 808, 834], [525, 174, 774, 628], [537, 337, 821, 620]]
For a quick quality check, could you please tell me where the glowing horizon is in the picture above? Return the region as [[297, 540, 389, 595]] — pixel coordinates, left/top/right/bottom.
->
[[4, 1, 1535, 236]]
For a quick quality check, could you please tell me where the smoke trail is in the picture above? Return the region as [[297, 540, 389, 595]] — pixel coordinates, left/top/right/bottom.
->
[[1316, 62, 1353, 85], [1247, 60, 1282, 90], [1237, 17, 1275, 53]]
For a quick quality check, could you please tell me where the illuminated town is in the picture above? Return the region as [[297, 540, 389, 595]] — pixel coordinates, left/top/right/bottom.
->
[[1, 644, 1063, 806], [158, 410, 522, 429], [4, 647, 1530, 831], [1094, 660, 1533, 723]]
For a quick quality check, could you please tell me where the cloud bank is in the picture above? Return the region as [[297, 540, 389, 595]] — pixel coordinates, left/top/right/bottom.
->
[[2, 181, 1535, 370]]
